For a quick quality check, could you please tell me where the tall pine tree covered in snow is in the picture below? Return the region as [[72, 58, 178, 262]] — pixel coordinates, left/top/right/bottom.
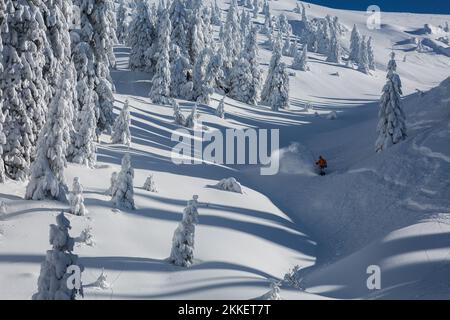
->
[[292, 44, 309, 71], [229, 27, 262, 105], [68, 77, 97, 168], [358, 36, 370, 74], [111, 100, 132, 146], [375, 52, 407, 152], [367, 37, 376, 71], [25, 71, 73, 202], [116, 0, 128, 44], [169, 195, 200, 267], [261, 42, 290, 111], [326, 30, 341, 64], [150, 7, 172, 105], [349, 24, 361, 64], [70, 177, 87, 216], [128, 1, 156, 73], [0, 0, 50, 180], [112, 153, 135, 210], [33, 212, 83, 300]]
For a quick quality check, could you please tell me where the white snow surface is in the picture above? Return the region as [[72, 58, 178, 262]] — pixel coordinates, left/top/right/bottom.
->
[[1, 0, 450, 300]]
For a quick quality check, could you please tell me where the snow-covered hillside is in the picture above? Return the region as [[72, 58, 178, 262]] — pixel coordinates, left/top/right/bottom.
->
[[0, 0, 449, 300]]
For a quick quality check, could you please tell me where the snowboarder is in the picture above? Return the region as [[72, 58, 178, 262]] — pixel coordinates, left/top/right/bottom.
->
[[316, 156, 328, 176]]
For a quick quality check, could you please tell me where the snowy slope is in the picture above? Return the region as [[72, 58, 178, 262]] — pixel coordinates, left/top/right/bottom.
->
[[1, 0, 450, 300]]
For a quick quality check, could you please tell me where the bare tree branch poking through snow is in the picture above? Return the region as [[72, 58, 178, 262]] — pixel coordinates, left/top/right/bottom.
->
[[169, 195, 199, 267], [33, 212, 84, 300]]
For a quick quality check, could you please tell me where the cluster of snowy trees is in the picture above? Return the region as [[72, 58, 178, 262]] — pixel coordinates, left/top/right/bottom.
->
[[348, 24, 375, 74], [0, 0, 118, 202], [124, 0, 287, 110]]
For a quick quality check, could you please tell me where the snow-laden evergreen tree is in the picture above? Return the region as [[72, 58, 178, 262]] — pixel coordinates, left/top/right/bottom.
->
[[221, 0, 242, 68], [211, 0, 221, 26], [143, 175, 157, 192], [169, 0, 189, 59], [185, 104, 199, 129], [301, 3, 308, 23], [358, 36, 370, 74], [107, 171, 118, 196], [229, 27, 262, 105], [112, 153, 135, 210], [375, 52, 407, 152], [128, 1, 156, 72], [262, 10, 273, 35], [150, 8, 172, 105], [169, 195, 200, 267], [260, 281, 282, 300], [327, 30, 341, 64], [367, 37, 376, 71], [186, 1, 212, 66], [262, 40, 290, 110], [263, 62, 290, 111], [33, 212, 83, 300], [216, 96, 226, 119], [70, 177, 87, 216], [349, 24, 361, 64], [192, 48, 212, 103], [116, 0, 129, 44], [197, 48, 224, 105], [292, 44, 309, 71], [42, 0, 78, 130], [172, 99, 186, 126], [170, 45, 193, 100], [0, 9, 5, 183], [68, 78, 97, 168], [75, 0, 116, 134], [262, 0, 270, 16], [253, 0, 260, 18], [111, 100, 132, 146], [0, 0, 50, 180], [25, 71, 74, 202]]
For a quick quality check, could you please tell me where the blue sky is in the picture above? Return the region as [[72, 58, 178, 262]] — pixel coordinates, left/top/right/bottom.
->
[[304, 0, 450, 14]]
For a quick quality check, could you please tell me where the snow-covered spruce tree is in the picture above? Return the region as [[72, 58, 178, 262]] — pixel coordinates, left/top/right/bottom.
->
[[216, 96, 226, 119], [112, 153, 135, 210], [111, 100, 132, 146], [172, 99, 186, 126], [185, 104, 199, 129], [25, 71, 74, 202], [33, 212, 83, 300], [327, 30, 341, 64], [0, 0, 50, 180], [229, 27, 262, 105], [170, 45, 193, 100], [169, 195, 200, 267], [301, 3, 308, 23], [192, 48, 212, 102], [197, 48, 224, 105], [107, 171, 118, 196], [169, 0, 190, 59], [143, 175, 157, 192], [375, 52, 407, 152], [263, 62, 290, 111], [349, 24, 361, 64], [68, 77, 97, 168], [70, 177, 87, 216], [75, 0, 116, 134], [292, 44, 309, 71], [261, 41, 289, 110], [116, 0, 129, 44], [221, 0, 242, 68], [253, 0, 260, 18], [150, 8, 172, 105], [367, 37, 376, 71], [211, 0, 222, 26], [358, 36, 370, 74], [128, 1, 156, 72], [0, 8, 5, 183]]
